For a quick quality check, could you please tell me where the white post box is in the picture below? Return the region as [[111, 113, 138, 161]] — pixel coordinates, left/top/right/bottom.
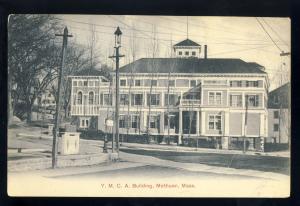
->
[[61, 132, 80, 155]]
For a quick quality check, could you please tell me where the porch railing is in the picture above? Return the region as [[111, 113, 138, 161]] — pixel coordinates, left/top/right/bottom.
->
[[71, 105, 102, 116]]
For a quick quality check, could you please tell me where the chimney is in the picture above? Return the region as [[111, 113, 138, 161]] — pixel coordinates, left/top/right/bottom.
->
[[204, 45, 207, 59]]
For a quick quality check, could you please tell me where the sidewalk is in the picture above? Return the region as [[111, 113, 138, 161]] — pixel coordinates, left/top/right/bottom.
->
[[119, 142, 290, 158], [8, 124, 111, 172]]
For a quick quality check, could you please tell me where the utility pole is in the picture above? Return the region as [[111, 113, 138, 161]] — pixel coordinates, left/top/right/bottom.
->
[[243, 95, 249, 153], [52, 27, 72, 168], [109, 27, 124, 153]]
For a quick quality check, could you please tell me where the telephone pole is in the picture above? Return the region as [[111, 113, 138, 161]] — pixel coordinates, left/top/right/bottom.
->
[[52, 27, 72, 168], [243, 95, 249, 153]]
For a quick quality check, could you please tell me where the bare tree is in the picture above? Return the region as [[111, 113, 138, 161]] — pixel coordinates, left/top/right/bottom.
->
[[146, 26, 160, 143], [8, 14, 63, 122]]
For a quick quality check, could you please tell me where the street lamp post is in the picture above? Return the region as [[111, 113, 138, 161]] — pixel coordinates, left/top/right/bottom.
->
[[109, 27, 125, 153]]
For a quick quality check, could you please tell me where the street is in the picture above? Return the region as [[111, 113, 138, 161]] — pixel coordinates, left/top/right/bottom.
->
[[120, 148, 290, 175]]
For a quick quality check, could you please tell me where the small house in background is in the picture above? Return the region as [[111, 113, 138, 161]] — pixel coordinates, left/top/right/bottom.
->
[[267, 83, 290, 145], [69, 68, 111, 130]]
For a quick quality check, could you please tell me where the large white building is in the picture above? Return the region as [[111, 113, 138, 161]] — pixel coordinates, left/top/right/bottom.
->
[[70, 39, 269, 151]]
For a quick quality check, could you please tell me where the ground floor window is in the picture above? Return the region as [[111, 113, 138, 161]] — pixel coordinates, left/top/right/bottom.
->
[[131, 115, 140, 129], [119, 115, 127, 128], [80, 117, 89, 128], [148, 115, 160, 129], [208, 115, 222, 130], [164, 113, 176, 129]]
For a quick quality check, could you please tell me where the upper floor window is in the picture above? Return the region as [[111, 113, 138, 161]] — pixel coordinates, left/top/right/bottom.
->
[[246, 94, 259, 107], [246, 81, 258, 87], [208, 115, 222, 130], [274, 110, 279, 119], [131, 94, 143, 106], [190, 80, 197, 87], [120, 94, 129, 105], [120, 79, 127, 86], [230, 94, 242, 107], [192, 51, 196, 56], [147, 94, 160, 106], [77, 91, 83, 105], [88, 92, 94, 105], [168, 80, 175, 87], [179, 51, 182, 55], [83, 81, 88, 86], [135, 80, 141, 86], [208, 92, 222, 105], [73, 81, 77, 86], [103, 94, 112, 105], [165, 94, 178, 106], [273, 95, 279, 104], [185, 51, 189, 56], [151, 80, 157, 87], [88, 80, 94, 87], [230, 81, 242, 87]]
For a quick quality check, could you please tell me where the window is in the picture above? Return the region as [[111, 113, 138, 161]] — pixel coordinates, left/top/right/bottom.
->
[[179, 51, 182, 55], [77, 91, 83, 105], [80, 118, 89, 128], [246, 95, 259, 107], [131, 115, 140, 129], [149, 115, 160, 129], [208, 92, 222, 105], [230, 94, 242, 107], [120, 94, 129, 105], [103, 94, 112, 105], [147, 94, 160, 106], [88, 92, 94, 105], [135, 80, 141, 86], [164, 113, 176, 129], [131, 94, 143, 106], [273, 124, 279, 132], [88, 80, 94, 87], [230, 81, 242, 87], [78, 81, 83, 86], [151, 80, 157, 86], [274, 110, 279, 119], [208, 115, 222, 130], [73, 81, 77, 86], [190, 80, 197, 87], [120, 79, 126, 86], [273, 95, 279, 104], [246, 81, 258, 87], [83, 81, 88, 86], [192, 51, 196, 56], [168, 80, 175, 87], [119, 115, 126, 128], [185, 51, 189, 56], [165, 94, 178, 106]]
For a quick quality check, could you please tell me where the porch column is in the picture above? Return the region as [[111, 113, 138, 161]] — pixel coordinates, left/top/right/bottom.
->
[[178, 109, 182, 145], [222, 111, 230, 150], [196, 111, 200, 135], [200, 111, 205, 136], [160, 112, 164, 135]]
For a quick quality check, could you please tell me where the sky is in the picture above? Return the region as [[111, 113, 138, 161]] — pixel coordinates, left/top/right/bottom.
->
[[57, 15, 290, 90]]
